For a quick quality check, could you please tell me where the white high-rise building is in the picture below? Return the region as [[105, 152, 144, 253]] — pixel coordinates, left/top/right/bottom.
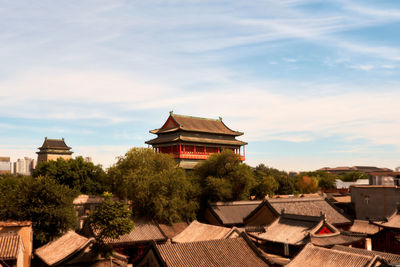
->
[[14, 157, 36, 175]]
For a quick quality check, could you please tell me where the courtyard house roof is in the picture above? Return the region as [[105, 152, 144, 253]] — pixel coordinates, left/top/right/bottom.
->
[[172, 220, 240, 243], [102, 220, 167, 244], [140, 234, 270, 267], [208, 200, 262, 226], [287, 243, 387, 267], [332, 245, 400, 264], [267, 197, 351, 226], [349, 220, 382, 235], [35, 231, 94, 266]]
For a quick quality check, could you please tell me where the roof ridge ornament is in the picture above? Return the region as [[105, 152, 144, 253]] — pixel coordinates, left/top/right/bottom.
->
[[169, 110, 173, 115]]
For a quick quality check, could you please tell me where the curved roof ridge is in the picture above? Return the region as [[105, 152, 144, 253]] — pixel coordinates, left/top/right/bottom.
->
[[172, 113, 222, 122]]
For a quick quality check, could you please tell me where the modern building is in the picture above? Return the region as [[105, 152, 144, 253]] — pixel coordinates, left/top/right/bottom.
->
[[350, 185, 400, 220], [36, 137, 73, 164], [13, 157, 36, 176], [368, 171, 400, 186], [146, 112, 247, 169], [318, 166, 392, 174], [0, 157, 11, 174]]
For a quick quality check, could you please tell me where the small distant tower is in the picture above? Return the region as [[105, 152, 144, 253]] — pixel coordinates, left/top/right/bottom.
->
[[36, 137, 73, 164]]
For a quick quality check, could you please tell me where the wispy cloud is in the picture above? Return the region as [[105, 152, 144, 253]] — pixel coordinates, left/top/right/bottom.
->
[[2, 0, 400, 170]]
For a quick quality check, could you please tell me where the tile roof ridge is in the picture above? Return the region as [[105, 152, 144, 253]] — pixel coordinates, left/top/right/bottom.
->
[[281, 213, 325, 222], [211, 200, 263, 206], [158, 235, 241, 247], [269, 197, 324, 202], [306, 243, 374, 259], [172, 113, 221, 122], [333, 244, 400, 257]]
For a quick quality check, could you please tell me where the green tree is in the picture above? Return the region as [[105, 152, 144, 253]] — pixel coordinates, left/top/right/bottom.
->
[[275, 175, 295, 194], [194, 149, 256, 205], [251, 165, 279, 199], [0, 176, 77, 247], [87, 192, 133, 256], [296, 171, 337, 190], [295, 175, 319, 193], [253, 164, 295, 195], [318, 175, 336, 190], [108, 148, 198, 224], [339, 171, 368, 182], [33, 156, 109, 195]]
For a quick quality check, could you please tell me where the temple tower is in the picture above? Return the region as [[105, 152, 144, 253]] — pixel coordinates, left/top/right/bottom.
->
[[37, 137, 73, 164], [146, 112, 247, 169]]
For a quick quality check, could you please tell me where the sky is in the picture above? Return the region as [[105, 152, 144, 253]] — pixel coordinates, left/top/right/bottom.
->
[[1, 0, 400, 172]]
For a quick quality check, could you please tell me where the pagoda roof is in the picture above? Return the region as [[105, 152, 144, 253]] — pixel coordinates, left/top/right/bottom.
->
[[150, 113, 244, 136], [38, 137, 71, 150], [146, 135, 247, 146]]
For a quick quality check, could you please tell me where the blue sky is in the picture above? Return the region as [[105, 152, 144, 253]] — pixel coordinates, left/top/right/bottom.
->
[[1, 0, 400, 171]]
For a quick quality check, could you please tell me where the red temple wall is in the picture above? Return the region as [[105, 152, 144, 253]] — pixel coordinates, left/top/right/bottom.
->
[[156, 144, 245, 161]]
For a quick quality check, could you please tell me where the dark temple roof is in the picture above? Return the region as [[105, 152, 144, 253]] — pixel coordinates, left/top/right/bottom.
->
[[38, 137, 71, 150], [146, 134, 247, 146], [208, 200, 263, 226], [0, 234, 22, 260], [267, 197, 351, 225], [155, 234, 270, 267], [150, 113, 244, 136]]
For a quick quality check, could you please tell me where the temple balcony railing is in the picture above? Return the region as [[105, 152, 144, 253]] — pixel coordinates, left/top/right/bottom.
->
[[170, 152, 245, 161]]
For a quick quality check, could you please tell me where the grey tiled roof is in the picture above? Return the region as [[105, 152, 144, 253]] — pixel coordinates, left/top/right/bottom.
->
[[310, 231, 365, 247], [250, 214, 322, 245], [268, 197, 351, 225], [39, 138, 71, 149], [349, 220, 381, 235], [287, 243, 385, 267], [105, 221, 167, 244], [151, 113, 243, 136], [209, 200, 262, 226], [35, 231, 93, 266], [332, 245, 400, 264], [372, 213, 400, 230], [156, 235, 269, 267], [172, 220, 239, 243]]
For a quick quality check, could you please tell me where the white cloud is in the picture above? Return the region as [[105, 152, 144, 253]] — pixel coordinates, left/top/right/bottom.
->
[[2, 0, 400, 170], [350, 64, 374, 71]]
